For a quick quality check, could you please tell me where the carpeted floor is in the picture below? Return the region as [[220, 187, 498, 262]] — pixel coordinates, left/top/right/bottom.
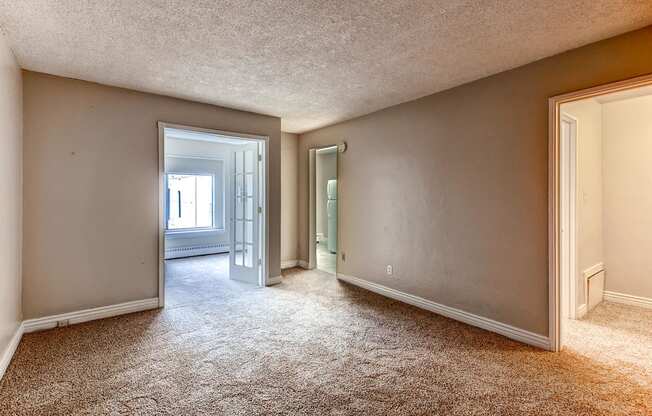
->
[[0, 257, 650, 415], [164, 253, 256, 309], [565, 301, 652, 388]]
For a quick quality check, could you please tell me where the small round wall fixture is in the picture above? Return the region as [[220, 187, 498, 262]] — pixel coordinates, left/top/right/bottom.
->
[[338, 141, 347, 153]]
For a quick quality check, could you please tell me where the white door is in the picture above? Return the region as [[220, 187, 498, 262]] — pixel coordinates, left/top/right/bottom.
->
[[230, 144, 260, 284]]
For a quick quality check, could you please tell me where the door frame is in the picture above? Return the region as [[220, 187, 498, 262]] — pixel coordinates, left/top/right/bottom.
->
[[308, 145, 339, 271], [559, 112, 578, 337], [157, 121, 269, 308], [548, 73, 652, 351]]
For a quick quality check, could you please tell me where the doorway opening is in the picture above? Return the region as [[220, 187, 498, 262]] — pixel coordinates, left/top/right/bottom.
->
[[309, 146, 338, 274], [550, 75, 652, 382], [157, 123, 268, 308]]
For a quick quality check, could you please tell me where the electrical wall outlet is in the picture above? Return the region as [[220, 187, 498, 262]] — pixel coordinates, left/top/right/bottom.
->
[[386, 265, 393, 276]]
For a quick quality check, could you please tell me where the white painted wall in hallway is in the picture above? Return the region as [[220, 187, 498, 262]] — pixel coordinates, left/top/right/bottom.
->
[[603, 95, 652, 300]]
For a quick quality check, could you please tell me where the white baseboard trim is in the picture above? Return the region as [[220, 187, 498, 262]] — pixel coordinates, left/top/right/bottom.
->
[[298, 260, 310, 269], [267, 275, 282, 285], [281, 260, 298, 269], [0, 322, 24, 381], [604, 291, 652, 309], [23, 298, 160, 333], [337, 273, 551, 350], [577, 303, 587, 319]]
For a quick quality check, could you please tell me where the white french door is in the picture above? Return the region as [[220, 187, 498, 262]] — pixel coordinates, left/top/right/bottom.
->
[[230, 144, 261, 284]]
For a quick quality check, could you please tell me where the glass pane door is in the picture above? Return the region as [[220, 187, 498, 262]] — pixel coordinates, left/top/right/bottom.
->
[[230, 146, 259, 284]]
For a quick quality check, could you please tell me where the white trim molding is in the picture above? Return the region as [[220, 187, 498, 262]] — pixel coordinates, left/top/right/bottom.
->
[[0, 323, 24, 381], [298, 260, 310, 269], [267, 275, 282, 285], [604, 291, 652, 309], [559, 112, 578, 321], [281, 260, 298, 269], [337, 273, 550, 350], [23, 298, 160, 333], [577, 303, 587, 319]]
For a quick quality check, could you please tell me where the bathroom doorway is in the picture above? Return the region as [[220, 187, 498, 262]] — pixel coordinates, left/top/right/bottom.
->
[[308, 145, 338, 274]]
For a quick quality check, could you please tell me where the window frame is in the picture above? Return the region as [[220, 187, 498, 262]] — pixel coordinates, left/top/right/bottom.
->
[[164, 171, 219, 235]]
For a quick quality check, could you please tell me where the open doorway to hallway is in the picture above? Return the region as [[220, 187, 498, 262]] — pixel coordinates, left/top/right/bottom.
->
[[554, 79, 652, 384], [309, 146, 338, 274], [158, 123, 268, 307]]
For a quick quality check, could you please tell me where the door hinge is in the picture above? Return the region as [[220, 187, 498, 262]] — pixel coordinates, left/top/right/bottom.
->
[[258, 154, 262, 162], [257, 206, 262, 214], [258, 259, 262, 266]]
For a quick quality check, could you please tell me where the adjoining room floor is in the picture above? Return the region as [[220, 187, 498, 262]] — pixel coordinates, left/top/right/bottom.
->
[[1, 267, 650, 415], [316, 240, 336, 274], [164, 253, 256, 308], [564, 301, 652, 387]]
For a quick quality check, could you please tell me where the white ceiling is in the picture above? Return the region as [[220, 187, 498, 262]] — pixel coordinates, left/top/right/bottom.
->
[[1, 1, 651, 133]]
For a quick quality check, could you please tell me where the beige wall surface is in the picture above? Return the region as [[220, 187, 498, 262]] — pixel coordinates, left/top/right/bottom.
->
[[281, 132, 298, 262], [603, 94, 652, 299], [23, 72, 281, 319], [298, 27, 652, 336], [561, 99, 604, 308], [0, 35, 22, 355], [315, 150, 337, 239]]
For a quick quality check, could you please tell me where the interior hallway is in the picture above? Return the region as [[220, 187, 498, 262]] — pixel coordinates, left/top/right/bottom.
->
[[0, 265, 649, 415]]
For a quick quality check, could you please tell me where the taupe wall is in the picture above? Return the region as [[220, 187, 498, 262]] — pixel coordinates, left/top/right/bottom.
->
[[23, 72, 281, 319], [281, 132, 298, 263], [0, 35, 22, 358], [561, 99, 604, 309], [299, 27, 652, 336], [603, 94, 652, 299]]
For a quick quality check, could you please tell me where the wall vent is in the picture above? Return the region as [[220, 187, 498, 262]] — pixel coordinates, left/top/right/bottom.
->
[[587, 270, 606, 312]]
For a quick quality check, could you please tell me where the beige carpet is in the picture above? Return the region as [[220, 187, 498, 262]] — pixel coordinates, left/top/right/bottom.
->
[[565, 301, 652, 387], [0, 258, 650, 415]]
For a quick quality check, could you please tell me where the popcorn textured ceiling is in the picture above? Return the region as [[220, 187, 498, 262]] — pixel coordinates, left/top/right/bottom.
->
[[1, 1, 651, 133]]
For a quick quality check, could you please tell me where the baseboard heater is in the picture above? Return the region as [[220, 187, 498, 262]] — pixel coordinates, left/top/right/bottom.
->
[[584, 263, 605, 313], [165, 243, 229, 259]]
